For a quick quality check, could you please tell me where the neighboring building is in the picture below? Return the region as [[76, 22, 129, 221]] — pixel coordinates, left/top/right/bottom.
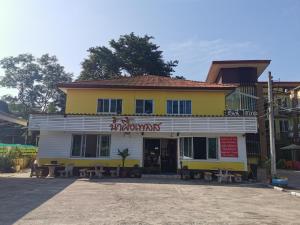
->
[[206, 60, 300, 171], [205, 60, 270, 174], [0, 110, 28, 144], [28, 75, 258, 173]]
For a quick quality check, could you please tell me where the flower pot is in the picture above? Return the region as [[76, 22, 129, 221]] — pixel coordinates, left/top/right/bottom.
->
[[272, 178, 288, 187]]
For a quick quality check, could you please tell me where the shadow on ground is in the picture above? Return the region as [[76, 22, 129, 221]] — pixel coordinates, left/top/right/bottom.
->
[[82, 176, 268, 189], [0, 177, 75, 225]]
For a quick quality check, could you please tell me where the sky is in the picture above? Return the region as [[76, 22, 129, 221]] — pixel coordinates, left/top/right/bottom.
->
[[0, 0, 300, 97]]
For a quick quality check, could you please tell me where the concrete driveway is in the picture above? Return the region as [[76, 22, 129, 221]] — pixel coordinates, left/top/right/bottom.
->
[[0, 175, 299, 225]]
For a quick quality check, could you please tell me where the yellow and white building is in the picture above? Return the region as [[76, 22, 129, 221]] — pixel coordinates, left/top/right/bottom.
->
[[29, 75, 257, 173]]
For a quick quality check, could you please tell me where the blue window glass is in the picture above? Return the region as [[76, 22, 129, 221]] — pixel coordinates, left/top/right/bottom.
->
[[173, 101, 178, 114], [136, 100, 144, 114], [103, 99, 109, 112], [167, 100, 172, 114], [110, 99, 116, 112], [186, 100, 191, 114], [179, 101, 185, 114], [145, 100, 153, 114], [116, 99, 122, 114], [97, 99, 104, 112]]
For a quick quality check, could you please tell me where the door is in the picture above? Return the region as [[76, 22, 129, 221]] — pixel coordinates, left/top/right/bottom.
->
[[143, 139, 161, 173], [161, 139, 177, 173]]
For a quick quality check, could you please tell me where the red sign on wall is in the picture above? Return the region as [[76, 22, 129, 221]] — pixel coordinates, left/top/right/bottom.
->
[[220, 136, 238, 157]]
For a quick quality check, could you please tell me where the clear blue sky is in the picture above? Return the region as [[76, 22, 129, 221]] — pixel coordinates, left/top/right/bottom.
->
[[0, 0, 299, 96]]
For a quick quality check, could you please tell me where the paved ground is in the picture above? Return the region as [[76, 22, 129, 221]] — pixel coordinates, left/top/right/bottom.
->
[[0, 173, 300, 225], [278, 169, 300, 189]]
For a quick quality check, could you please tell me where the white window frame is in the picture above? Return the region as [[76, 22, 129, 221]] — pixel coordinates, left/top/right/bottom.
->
[[70, 134, 111, 158], [135, 99, 154, 114], [166, 100, 192, 115], [97, 99, 122, 114], [180, 136, 219, 160]]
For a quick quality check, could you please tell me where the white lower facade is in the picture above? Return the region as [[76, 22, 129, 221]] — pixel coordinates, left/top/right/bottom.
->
[[30, 115, 257, 172]]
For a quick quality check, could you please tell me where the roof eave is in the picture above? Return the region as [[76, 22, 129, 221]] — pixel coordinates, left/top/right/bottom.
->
[[206, 60, 271, 83]]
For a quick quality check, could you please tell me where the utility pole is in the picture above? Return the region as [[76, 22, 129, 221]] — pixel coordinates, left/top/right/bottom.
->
[[268, 71, 276, 177]]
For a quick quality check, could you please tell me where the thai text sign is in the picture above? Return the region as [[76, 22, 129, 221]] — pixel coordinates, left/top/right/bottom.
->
[[110, 117, 161, 132], [220, 136, 238, 157]]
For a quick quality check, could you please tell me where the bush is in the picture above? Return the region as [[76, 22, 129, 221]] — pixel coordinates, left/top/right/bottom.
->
[[0, 153, 16, 172], [276, 159, 285, 169]]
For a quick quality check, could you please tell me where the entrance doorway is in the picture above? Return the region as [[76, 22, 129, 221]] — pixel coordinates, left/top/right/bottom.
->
[[143, 138, 177, 174]]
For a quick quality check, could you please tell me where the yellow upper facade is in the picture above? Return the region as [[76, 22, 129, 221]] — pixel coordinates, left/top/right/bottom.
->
[[65, 88, 228, 115], [60, 75, 236, 116]]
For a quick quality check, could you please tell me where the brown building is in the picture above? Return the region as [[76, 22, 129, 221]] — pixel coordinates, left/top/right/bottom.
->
[[205, 60, 300, 175]]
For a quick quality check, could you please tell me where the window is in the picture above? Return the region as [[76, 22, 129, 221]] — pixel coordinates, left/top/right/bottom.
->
[[193, 137, 206, 159], [97, 99, 122, 114], [136, 99, 153, 114], [180, 137, 192, 158], [85, 135, 98, 157], [279, 120, 289, 133], [208, 138, 218, 159], [180, 137, 218, 160], [71, 135, 82, 157], [99, 135, 110, 157], [167, 100, 191, 114], [71, 134, 111, 158]]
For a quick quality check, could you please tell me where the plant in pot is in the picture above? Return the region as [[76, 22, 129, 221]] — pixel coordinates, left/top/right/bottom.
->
[[118, 148, 130, 178]]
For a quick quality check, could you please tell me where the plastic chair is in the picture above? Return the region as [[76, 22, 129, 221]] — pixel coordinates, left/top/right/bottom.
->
[[57, 164, 74, 177], [94, 164, 105, 178]]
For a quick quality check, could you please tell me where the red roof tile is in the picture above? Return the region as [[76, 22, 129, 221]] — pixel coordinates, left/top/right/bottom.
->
[[58, 75, 237, 90]]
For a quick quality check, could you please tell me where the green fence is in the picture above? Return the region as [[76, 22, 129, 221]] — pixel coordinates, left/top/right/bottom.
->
[[0, 143, 38, 156]]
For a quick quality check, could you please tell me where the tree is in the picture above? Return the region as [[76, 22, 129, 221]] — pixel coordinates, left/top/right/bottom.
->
[[0, 100, 9, 113], [79, 33, 178, 80], [0, 54, 72, 118]]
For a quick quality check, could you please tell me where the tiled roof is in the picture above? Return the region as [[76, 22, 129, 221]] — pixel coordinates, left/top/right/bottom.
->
[[58, 75, 236, 90]]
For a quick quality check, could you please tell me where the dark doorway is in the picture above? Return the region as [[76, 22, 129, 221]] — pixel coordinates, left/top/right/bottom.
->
[[143, 138, 177, 174], [161, 139, 177, 173], [143, 139, 161, 173]]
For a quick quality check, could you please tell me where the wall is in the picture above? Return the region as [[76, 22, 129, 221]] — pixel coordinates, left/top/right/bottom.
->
[[38, 131, 141, 167], [38, 131, 247, 171], [65, 88, 226, 116]]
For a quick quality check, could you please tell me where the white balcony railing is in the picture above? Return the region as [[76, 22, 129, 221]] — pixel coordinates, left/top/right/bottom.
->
[[28, 114, 257, 134]]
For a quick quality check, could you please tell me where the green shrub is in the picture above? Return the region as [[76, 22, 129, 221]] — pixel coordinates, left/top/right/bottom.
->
[[0, 153, 15, 172], [276, 159, 285, 169]]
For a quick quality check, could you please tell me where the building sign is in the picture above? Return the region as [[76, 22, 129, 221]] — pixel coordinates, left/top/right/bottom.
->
[[224, 109, 257, 117], [110, 117, 162, 132], [220, 136, 238, 157]]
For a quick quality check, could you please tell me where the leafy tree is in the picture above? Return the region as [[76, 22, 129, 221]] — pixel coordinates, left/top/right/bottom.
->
[[0, 100, 9, 113], [80, 46, 122, 80], [79, 33, 178, 80], [0, 54, 72, 118]]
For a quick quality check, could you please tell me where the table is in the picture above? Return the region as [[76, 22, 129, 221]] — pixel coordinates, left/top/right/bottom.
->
[[86, 169, 95, 178], [42, 164, 62, 178]]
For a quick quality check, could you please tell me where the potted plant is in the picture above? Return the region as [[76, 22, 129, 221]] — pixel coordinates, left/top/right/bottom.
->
[[118, 148, 130, 178]]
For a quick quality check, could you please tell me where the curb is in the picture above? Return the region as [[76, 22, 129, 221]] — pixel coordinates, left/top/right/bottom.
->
[[267, 185, 300, 197]]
